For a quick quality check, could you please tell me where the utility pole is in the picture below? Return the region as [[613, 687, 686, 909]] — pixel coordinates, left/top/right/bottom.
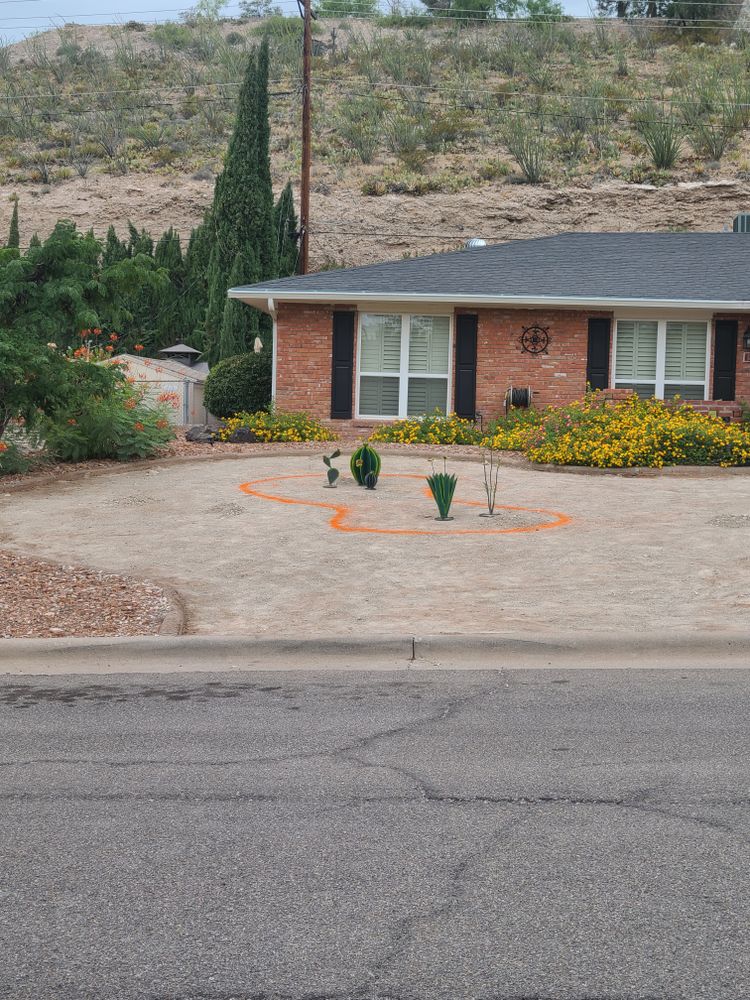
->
[[299, 0, 313, 275]]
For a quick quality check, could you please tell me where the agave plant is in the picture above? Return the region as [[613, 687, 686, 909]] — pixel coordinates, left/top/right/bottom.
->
[[426, 459, 457, 521]]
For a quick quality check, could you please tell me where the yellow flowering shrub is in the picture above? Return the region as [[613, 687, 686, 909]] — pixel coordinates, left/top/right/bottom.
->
[[369, 412, 482, 445], [482, 407, 548, 451], [524, 393, 750, 469], [217, 409, 335, 443]]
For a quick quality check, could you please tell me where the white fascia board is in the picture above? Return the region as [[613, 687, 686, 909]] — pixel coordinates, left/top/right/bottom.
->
[[227, 287, 750, 314]]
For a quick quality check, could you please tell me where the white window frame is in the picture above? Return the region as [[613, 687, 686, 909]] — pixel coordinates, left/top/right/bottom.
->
[[355, 312, 453, 420], [611, 318, 711, 401]]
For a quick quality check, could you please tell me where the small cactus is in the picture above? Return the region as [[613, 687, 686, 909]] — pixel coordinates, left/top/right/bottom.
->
[[323, 449, 341, 487], [350, 443, 381, 485], [364, 471, 378, 490]]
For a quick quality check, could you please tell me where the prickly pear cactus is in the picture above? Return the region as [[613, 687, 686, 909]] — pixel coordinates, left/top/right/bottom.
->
[[323, 449, 341, 487]]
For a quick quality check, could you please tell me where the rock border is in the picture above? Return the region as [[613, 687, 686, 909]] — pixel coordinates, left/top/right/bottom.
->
[[3, 442, 750, 493]]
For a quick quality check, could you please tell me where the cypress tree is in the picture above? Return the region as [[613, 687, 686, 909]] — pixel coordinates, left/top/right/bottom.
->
[[274, 182, 299, 277], [102, 225, 128, 267], [204, 38, 278, 361], [127, 223, 154, 258], [28, 233, 41, 249], [7, 200, 19, 249], [219, 251, 259, 359], [154, 228, 187, 349], [183, 216, 213, 350]]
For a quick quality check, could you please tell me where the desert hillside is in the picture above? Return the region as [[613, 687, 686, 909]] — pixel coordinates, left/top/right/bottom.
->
[[3, 16, 750, 265]]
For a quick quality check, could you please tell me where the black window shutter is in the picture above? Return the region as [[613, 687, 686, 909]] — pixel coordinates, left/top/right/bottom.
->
[[331, 310, 355, 419], [713, 320, 737, 401], [454, 314, 478, 419], [586, 318, 611, 391]]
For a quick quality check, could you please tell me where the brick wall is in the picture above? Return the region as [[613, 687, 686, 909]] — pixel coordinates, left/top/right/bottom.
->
[[274, 302, 341, 418], [471, 307, 612, 420]]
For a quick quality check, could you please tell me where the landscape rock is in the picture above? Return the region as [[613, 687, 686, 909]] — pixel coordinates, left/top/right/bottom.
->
[[185, 425, 216, 444], [226, 427, 260, 443]]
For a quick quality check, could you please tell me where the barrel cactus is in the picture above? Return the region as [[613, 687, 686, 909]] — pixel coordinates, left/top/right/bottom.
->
[[350, 443, 381, 486]]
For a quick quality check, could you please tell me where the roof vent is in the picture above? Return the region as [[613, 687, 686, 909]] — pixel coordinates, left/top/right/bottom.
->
[[732, 213, 750, 233], [157, 342, 203, 367], [465, 238, 487, 249]]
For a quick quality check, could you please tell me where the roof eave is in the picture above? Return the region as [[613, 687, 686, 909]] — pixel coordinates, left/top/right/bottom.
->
[[228, 287, 750, 314]]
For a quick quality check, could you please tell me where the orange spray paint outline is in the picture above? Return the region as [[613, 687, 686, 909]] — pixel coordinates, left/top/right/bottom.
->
[[239, 473, 571, 537]]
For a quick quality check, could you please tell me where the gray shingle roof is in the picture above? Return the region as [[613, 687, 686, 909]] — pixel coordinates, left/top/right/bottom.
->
[[230, 232, 750, 304]]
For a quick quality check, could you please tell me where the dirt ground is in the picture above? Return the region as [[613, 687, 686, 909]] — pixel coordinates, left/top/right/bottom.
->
[[3, 175, 749, 268], [3, 454, 750, 638]]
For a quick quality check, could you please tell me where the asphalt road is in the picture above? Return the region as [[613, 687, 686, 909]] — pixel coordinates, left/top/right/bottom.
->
[[1, 668, 748, 1000]]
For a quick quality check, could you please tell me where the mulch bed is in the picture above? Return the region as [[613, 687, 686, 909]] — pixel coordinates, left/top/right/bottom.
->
[[0, 551, 170, 639]]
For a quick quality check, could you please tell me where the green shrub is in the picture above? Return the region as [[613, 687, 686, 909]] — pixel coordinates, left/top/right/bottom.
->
[[0, 440, 30, 476], [217, 408, 335, 442], [483, 407, 547, 450], [42, 380, 174, 462], [204, 352, 272, 419], [369, 412, 482, 445]]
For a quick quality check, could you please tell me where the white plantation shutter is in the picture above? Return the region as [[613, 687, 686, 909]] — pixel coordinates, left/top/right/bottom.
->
[[665, 322, 707, 381], [409, 316, 450, 374], [615, 321, 658, 380], [407, 378, 448, 416], [360, 314, 402, 372], [359, 376, 399, 416]]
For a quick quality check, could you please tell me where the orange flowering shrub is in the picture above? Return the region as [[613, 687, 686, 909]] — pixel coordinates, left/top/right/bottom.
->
[[40, 348, 175, 462]]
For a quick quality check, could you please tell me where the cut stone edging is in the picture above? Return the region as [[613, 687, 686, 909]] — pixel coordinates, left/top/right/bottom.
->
[[3, 631, 750, 675]]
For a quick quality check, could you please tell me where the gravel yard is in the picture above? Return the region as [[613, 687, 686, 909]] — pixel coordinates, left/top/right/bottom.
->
[[3, 452, 750, 639]]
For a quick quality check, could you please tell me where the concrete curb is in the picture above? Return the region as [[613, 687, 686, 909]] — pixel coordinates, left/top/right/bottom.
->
[[2, 631, 750, 675]]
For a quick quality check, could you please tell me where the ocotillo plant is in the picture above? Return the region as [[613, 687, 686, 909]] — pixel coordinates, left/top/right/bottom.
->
[[323, 448, 341, 487], [350, 442, 381, 485], [426, 458, 457, 521], [481, 446, 500, 515]]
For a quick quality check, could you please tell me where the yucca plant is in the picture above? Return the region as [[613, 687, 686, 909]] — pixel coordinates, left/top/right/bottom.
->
[[636, 104, 683, 170], [426, 459, 457, 521]]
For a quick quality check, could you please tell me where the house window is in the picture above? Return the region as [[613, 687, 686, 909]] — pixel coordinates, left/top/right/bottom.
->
[[358, 313, 451, 418], [614, 319, 708, 400]]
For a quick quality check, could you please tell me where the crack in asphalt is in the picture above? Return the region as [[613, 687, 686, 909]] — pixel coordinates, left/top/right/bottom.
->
[[358, 811, 528, 995]]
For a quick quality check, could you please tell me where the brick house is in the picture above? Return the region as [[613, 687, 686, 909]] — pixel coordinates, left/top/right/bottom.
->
[[228, 232, 750, 429]]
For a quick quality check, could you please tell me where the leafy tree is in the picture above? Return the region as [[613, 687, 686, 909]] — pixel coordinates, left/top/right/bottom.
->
[[7, 200, 19, 250], [595, 0, 727, 21], [317, 0, 380, 15], [239, 0, 278, 14], [0, 221, 165, 352]]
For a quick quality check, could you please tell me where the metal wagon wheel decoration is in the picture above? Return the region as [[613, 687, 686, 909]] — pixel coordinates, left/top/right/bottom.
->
[[520, 325, 550, 355]]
